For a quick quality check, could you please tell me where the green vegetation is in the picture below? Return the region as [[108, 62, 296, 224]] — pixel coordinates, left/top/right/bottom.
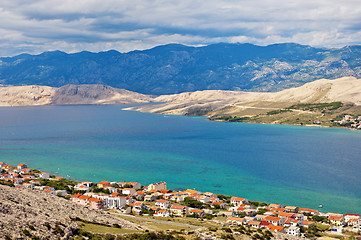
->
[[210, 116, 250, 122], [217, 194, 232, 203], [0, 180, 15, 187], [266, 109, 292, 115], [38, 178, 77, 193], [182, 197, 204, 209], [286, 102, 343, 111], [248, 201, 267, 208]]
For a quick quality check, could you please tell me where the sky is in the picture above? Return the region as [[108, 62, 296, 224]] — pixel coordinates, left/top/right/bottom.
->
[[0, 0, 361, 56]]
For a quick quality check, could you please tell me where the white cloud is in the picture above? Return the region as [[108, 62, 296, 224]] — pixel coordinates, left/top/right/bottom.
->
[[0, 0, 360, 56]]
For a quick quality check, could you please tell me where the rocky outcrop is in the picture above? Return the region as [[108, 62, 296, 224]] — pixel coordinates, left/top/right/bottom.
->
[[0, 84, 153, 106], [0, 185, 141, 239]]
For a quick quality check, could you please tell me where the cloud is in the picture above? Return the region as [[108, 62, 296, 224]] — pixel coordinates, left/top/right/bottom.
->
[[0, 0, 360, 56]]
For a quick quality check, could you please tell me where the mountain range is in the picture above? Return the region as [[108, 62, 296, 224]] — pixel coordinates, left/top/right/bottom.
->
[[1, 43, 361, 95]]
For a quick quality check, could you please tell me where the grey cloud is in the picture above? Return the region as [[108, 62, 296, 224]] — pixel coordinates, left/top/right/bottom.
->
[[0, 0, 360, 56]]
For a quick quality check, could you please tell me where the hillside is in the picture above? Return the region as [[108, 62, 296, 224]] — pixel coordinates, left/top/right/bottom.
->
[[127, 77, 361, 127], [1, 43, 361, 95], [0, 185, 141, 239], [0, 84, 152, 106]]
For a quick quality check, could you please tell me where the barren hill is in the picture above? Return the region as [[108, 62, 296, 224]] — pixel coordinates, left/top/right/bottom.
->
[[0, 84, 153, 106], [0, 185, 141, 239]]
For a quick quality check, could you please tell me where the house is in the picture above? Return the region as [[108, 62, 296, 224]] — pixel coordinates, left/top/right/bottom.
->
[[284, 218, 299, 227], [347, 219, 360, 227], [0, 162, 5, 168], [267, 225, 286, 233], [248, 221, 261, 228], [260, 221, 270, 228], [344, 213, 360, 222], [264, 216, 285, 226], [269, 204, 283, 209], [88, 198, 106, 210], [209, 197, 220, 202], [299, 208, 318, 215], [97, 181, 111, 189], [170, 205, 189, 217], [156, 199, 171, 209], [147, 181, 166, 191], [144, 194, 157, 202], [300, 220, 315, 228], [78, 195, 91, 206], [17, 164, 27, 170], [103, 196, 126, 209], [154, 209, 170, 217], [285, 206, 299, 212], [128, 182, 142, 189], [226, 217, 244, 226], [122, 188, 136, 195], [20, 168, 32, 174], [329, 215, 343, 226], [190, 209, 205, 218], [254, 215, 267, 221], [39, 172, 50, 179], [130, 202, 146, 210], [230, 197, 248, 206], [211, 202, 227, 209], [171, 195, 185, 202], [194, 195, 209, 203], [287, 226, 300, 236]]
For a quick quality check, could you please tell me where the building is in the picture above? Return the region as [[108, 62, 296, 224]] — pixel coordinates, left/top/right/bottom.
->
[[170, 205, 189, 217], [147, 181, 167, 191], [264, 216, 285, 226], [97, 181, 111, 189], [287, 226, 300, 236], [155, 199, 171, 209], [226, 217, 244, 226], [230, 197, 248, 206]]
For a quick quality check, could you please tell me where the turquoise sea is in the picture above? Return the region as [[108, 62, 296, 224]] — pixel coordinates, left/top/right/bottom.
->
[[0, 105, 360, 214]]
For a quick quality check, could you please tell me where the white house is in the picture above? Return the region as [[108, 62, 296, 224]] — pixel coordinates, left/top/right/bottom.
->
[[154, 209, 170, 217], [287, 226, 300, 237], [230, 197, 248, 206], [155, 199, 171, 209], [122, 188, 136, 195]]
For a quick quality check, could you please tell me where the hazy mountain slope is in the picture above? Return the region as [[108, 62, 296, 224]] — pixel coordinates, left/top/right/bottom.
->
[[0, 85, 152, 106], [1, 43, 361, 95]]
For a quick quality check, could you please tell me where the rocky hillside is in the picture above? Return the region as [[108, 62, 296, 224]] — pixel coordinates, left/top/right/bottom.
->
[[0, 84, 152, 106], [0, 185, 142, 239], [1, 43, 361, 95], [126, 77, 361, 117]]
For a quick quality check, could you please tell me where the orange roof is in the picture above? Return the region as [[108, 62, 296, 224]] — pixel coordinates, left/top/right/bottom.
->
[[72, 193, 82, 198], [231, 197, 245, 201], [151, 207, 159, 211], [157, 199, 169, 203], [267, 225, 284, 232], [18, 164, 24, 166], [249, 221, 261, 225], [349, 219, 359, 222], [79, 195, 91, 200], [171, 205, 186, 209], [190, 209, 204, 213], [98, 181, 110, 184], [89, 198, 103, 202], [329, 216, 342, 221], [43, 189, 53, 193], [302, 220, 315, 225], [111, 192, 120, 196], [264, 216, 281, 222]]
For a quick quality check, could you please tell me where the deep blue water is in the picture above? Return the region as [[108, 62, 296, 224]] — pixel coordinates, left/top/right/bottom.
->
[[0, 105, 360, 213]]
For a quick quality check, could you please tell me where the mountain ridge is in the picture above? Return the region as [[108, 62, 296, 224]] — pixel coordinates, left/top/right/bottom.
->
[[1, 43, 361, 95]]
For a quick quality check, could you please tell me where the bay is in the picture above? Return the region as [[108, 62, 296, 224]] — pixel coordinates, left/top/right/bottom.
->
[[0, 104, 360, 214]]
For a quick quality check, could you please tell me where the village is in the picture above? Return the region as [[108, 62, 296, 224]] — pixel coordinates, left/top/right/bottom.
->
[[1, 161, 360, 239], [333, 115, 361, 129]]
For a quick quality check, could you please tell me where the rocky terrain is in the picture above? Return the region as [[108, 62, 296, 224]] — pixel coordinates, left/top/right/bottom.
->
[[1, 43, 361, 95], [0, 184, 142, 239], [127, 77, 361, 116], [0, 84, 152, 106]]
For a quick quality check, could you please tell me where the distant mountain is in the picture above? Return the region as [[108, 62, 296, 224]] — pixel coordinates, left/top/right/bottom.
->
[[1, 43, 361, 95]]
